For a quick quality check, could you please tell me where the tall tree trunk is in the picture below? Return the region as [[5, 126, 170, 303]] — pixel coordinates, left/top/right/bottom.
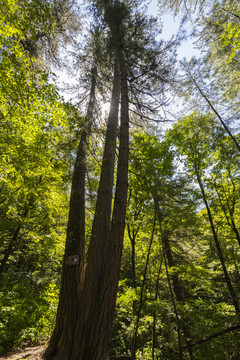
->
[[47, 3, 130, 359], [71, 46, 129, 360], [196, 172, 240, 315], [71, 60, 121, 360], [45, 65, 97, 360], [99, 45, 129, 358]]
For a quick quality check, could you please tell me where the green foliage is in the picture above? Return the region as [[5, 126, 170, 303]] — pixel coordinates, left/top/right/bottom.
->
[[0, 85, 75, 348], [1, 0, 240, 358], [109, 126, 240, 359], [0, 282, 59, 351], [197, 1, 240, 112], [0, 0, 82, 351], [220, 21, 240, 63]]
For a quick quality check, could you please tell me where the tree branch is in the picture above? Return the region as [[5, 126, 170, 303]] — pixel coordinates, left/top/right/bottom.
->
[[182, 324, 240, 350]]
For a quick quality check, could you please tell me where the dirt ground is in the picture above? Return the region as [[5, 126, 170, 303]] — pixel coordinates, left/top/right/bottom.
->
[[0, 346, 45, 360]]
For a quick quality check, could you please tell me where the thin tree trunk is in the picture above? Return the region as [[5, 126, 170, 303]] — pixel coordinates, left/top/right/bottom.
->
[[127, 221, 138, 318], [231, 247, 240, 281], [0, 225, 22, 278], [182, 324, 240, 350], [45, 65, 97, 360], [152, 257, 163, 360], [127, 198, 143, 290], [213, 178, 240, 247], [131, 212, 156, 360], [127, 223, 137, 289], [196, 171, 240, 315], [0, 195, 34, 278], [187, 71, 240, 153], [221, 8, 240, 20], [156, 200, 195, 359], [164, 251, 183, 360]]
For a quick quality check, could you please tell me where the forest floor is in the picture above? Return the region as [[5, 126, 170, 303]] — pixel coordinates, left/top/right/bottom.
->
[[0, 346, 45, 360]]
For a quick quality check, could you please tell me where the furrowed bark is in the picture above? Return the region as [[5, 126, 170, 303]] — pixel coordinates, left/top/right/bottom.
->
[[72, 58, 122, 360], [44, 66, 97, 360], [92, 45, 129, 360]]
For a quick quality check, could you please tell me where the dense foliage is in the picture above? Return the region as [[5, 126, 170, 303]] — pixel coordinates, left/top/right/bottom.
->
[[0, 0, 239, 358], [0, 0, 79, 350]]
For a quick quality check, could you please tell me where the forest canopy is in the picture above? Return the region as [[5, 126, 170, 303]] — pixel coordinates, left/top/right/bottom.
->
[[0, 0, 240, 359]]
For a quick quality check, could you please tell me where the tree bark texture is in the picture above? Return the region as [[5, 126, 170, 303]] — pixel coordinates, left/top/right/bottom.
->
[[71, 47, 129, 360], [45, 66, 97, 360], [71, 60, 121, 360], [47, 3, 130, 359]]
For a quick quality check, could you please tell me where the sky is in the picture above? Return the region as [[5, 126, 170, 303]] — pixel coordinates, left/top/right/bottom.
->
[[147, 0, 200, 60]]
